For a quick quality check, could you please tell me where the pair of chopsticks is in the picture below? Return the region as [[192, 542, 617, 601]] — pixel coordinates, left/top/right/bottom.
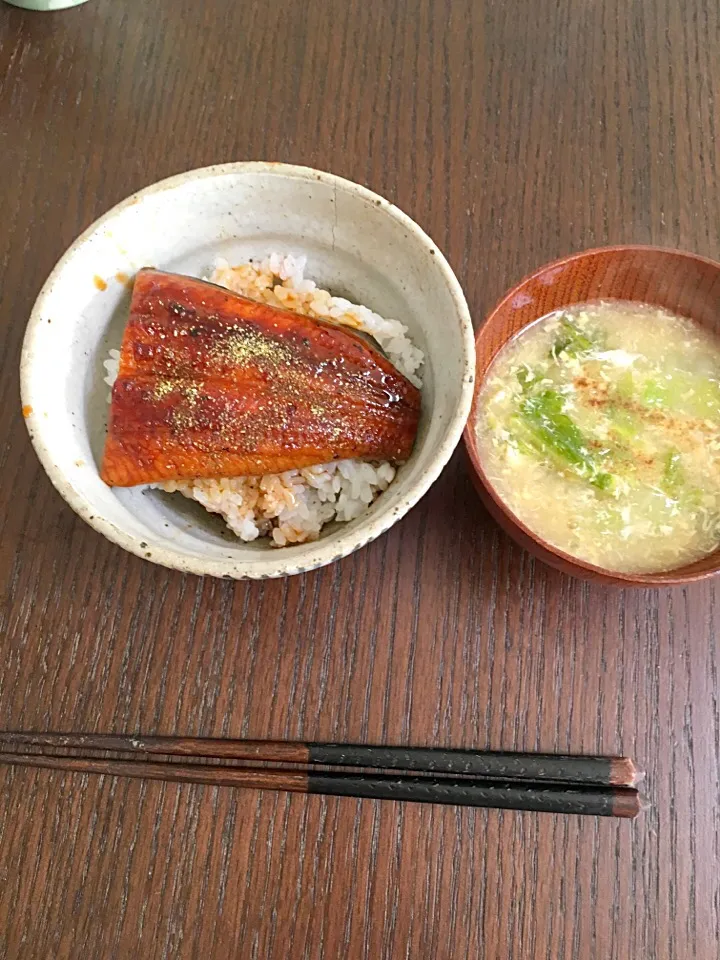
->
[[0, 732, 646, 818]]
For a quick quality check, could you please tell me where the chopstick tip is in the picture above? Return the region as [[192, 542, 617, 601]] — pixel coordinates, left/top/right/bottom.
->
[[610, 756, 644, 788]]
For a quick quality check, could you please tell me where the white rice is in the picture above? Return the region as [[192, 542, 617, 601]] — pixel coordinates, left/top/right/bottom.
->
[[105, 255, 423, 546]]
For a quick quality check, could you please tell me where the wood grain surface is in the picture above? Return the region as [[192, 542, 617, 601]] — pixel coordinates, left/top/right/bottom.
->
[[0, 1, 718, 957]]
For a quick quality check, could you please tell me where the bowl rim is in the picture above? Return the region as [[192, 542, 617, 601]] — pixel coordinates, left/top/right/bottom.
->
[[463, 243, 720, 586], [20, 161, 476, 579]]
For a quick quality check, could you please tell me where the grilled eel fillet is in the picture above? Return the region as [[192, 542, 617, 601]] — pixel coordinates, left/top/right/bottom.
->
[[101, 269, 421, 486]]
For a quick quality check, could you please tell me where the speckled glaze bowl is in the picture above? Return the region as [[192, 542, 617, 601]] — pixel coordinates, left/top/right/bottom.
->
[[21, 162, 475, 579]]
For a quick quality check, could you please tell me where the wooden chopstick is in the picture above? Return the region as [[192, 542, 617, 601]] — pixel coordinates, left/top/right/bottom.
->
[[0, 731, 642, 787], [0, 751, 644, 818]]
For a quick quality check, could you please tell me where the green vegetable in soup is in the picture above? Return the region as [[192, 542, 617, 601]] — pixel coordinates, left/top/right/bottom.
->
[[551, 317, 597, 359], [640, 371, 720, 419], [516, 366, 537, 392], [518, 389, 614, 489], [662, 449, 683, 491], [607, 407, 641, 444]]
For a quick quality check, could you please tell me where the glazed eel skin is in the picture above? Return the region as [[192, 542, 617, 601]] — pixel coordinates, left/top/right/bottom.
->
[[101, 269, 421, 486]]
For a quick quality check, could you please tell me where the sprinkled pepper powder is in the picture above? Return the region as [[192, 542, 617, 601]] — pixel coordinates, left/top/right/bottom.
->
[[101, 268, 420, 487]]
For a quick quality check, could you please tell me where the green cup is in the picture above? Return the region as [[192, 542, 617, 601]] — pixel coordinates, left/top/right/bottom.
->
[[4, 0, 90, 9]]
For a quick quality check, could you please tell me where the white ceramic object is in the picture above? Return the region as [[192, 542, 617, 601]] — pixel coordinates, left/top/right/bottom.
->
[[21, 163, 475, 579], [4, 1, 90, 9]]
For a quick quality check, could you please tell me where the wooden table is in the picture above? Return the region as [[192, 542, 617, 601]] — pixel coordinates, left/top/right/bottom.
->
[[1, 1, 718, 957]]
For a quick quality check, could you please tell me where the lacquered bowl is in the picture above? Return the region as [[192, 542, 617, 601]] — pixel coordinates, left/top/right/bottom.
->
[[463, 245, 720, 586]]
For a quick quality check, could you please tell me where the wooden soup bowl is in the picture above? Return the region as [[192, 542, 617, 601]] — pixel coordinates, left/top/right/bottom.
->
[[463, 246, 720, 586]]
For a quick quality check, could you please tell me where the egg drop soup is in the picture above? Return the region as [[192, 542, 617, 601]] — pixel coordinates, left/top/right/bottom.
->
[[475, 301, 720, 574]]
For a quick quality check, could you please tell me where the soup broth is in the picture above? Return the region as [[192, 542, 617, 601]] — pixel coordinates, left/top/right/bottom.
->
[[475, 300, 720, 573]]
